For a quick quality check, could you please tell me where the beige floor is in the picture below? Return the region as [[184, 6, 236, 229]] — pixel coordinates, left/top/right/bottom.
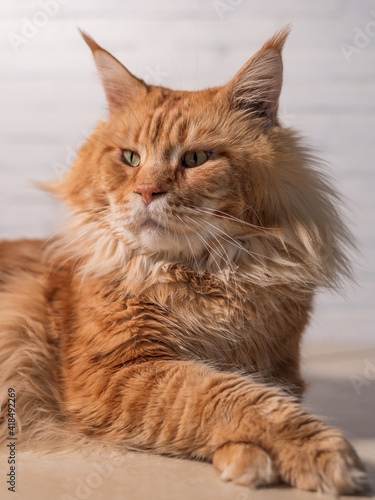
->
[[2, 343, 375, 500]]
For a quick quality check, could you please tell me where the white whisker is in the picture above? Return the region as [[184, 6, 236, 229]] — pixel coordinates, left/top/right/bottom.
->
[[187, 205, 276, 232]]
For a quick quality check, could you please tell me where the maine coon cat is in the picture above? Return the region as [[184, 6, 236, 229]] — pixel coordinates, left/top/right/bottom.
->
[[0, 27, 369, 494]]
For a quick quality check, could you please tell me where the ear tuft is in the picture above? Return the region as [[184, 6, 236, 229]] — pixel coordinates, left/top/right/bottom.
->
[[79, 29, 102, 53], [227, 25, 291, 127], [260, 24, 291, 53], [79, 29, 147, 110]]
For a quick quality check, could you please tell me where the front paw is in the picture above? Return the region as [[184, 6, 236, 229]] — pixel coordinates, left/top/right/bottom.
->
[[277, 432, 369, 495], [213, 442, 278, 488]]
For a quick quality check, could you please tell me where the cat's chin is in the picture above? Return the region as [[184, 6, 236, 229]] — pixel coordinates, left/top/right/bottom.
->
[[140, 217, 165, 232], [124, 221, 187, 256]]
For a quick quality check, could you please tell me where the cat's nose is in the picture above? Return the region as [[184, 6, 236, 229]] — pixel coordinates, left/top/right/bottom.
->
[[135, 184, 166, 205]]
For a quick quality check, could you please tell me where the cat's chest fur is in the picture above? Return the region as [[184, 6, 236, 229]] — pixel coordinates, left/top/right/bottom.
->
[[55, 263, 311, 396]]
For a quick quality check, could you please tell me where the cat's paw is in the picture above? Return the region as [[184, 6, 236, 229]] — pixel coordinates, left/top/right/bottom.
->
[[213, 442, 278, 487], [279, 434, 370, 495]]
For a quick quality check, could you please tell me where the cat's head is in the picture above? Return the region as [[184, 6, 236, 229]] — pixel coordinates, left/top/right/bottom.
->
[[50, 27, 351, 288]]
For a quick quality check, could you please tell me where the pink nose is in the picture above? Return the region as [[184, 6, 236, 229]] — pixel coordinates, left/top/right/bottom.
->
[[135, 184, 165, 205]]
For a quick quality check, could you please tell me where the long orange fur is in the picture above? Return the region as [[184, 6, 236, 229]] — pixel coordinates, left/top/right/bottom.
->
[[0, 27, 369, 493]]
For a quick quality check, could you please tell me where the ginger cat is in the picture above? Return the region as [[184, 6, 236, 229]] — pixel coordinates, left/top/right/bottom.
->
[[0, 27, 369, 494]]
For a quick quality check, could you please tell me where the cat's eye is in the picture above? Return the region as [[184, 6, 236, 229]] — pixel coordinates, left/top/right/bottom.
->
[[182, 151, 211, 169], [122, 150, 141, 167]]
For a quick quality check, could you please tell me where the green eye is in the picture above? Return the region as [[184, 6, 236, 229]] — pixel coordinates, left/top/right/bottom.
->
[[122, 150, 141, 167], [182, 151, 211, 169]]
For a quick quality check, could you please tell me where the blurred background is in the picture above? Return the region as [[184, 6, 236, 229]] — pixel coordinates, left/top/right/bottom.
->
[[1, 0, 374, 347]]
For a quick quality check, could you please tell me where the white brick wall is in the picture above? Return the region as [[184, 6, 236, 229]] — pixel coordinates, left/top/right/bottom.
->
[[1, 0, 374, 343]]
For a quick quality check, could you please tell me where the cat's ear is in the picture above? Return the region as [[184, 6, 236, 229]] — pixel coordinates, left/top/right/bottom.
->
[[80, 30, 147, 109], [226, 26, 290, 127]]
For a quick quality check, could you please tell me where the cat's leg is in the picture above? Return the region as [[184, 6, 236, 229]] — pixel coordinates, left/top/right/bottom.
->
[[69, 359, 369, 494]]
